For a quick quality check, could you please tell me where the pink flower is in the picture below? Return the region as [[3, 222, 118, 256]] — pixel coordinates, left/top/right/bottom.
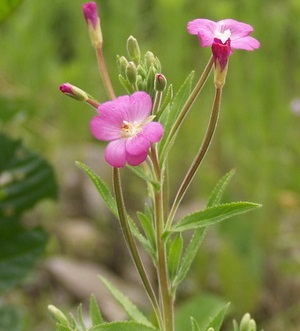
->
[[82, 2, 103, 48], [90, 92, 164, 168], [82, 2, 98, 29], [187, 18, 260, 69]]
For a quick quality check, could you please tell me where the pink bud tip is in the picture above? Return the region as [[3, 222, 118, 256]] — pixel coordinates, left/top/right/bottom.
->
[[59, 83, 73, 95], [82, 2, 99, 29]]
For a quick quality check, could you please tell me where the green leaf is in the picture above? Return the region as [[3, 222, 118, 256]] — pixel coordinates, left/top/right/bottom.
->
[[155, 84, 173, 121], [190, 317, 201, 331], [207, 169, 236, 207], [77, 304, 87, 331], [0, 305, 25, 331], [204, 303, 230, 331], [76, 161, 118, 217], [91, 321, 157, 331], [56, 324, 71, 331], [175, 293, 226, 331], [158, 71, 194, 154], [167, 234, 183, 282], [99, 277, 154, 328], [118, 75, 134, 94], [0, 133, 58, 218], [137, 210, 156, 255], [127, 165, 160, 191], [172, 202, 262, 232], [0, 217, 48, 294], [128, 217, 154, 258], [0, 0, 23, 23], [172, 228, 206, 289], [89, 294, 104, 326]]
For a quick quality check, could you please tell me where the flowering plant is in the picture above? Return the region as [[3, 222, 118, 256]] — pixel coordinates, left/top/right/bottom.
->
[[49, 2, 261, 331]]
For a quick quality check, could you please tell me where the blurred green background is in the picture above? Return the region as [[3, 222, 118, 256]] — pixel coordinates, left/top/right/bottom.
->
[[0, 0, 299, 330]]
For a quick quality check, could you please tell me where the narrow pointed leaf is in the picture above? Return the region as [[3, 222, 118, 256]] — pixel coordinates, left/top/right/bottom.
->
[[172, 202, 262, 232], [77, 304, 86, 331], [128, 166, 160, 191], [172, 228, 206, 289], [91, 321, 157, 331], [207, 169, 236, 207], [76, 161, 118, 217], [155, 84, 173, 121], [99, 277, 154, 328], [168, 234, 183, 282], [128, 217, 154, 258], [89, 294, 104, 326], [190, 317, 201, 331], [204, 303, 230, 331], [137, 210, 156, 253]]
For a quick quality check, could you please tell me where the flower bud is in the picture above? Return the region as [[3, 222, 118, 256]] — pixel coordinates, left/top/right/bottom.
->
[[59, 83, 89, 102], [117, 55, 129, 77], [126, 36, 141, 65], [137, 65, 147, 79], [145, 51, 156, 70], [126, 61, 137, 85], [82, 2, 103, 49], [240, 313, 251, 331], [146, 65, 157, 92], [154, 73, 167, 92], [48, 305, 69, 326], [212, 38, 230, 88]]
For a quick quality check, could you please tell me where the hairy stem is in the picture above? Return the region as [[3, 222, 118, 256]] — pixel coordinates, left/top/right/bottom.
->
[[96, 47, 116, 100], [151, 148, 174, 331], [112, 168, 163, 330], [166, 87, 223, 230], [160, 56, 214, 163]]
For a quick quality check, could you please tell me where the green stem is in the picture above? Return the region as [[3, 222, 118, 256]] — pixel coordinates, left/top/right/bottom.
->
[[151, 148, 174, 331], [165, 87, 223, 230], [96, 47, 116, 100], [160, 56, 214, 163], [152, 91, 163, 115], [112, 168, 163, 330]]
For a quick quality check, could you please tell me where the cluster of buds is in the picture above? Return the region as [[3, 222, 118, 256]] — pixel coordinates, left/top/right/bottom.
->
[[117, 36, 167, 97]]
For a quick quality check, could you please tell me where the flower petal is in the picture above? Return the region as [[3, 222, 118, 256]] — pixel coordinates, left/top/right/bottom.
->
[[217, 19, 254, 39], [126, 151, 148, 166], [105, 140, 126, 168], [90, 115, 121, 141], [125, 134, 151, 156], [127, 92, 152, 122], [142, 122, 164, 143], [230, 36, 260, 50], [187, 19, 217, 47]]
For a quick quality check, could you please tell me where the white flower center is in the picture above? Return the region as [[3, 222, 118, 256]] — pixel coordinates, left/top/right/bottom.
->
[[121, 120, 142, 138], [215, 29, 231, 44], [120, 115, 156, 138]]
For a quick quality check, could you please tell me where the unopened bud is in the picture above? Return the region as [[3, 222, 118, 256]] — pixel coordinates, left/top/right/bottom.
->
[[145, 51, 156, 70], [240, 313, 251, 331], [126, 61, 137, 85], [154, 73, 167, 92], [248, 319, 257, 331], [59, 83, 89, 102], [48, 305, 69, 326], [127, 36, 141, 65], [146, 65, 157, 92], [117, 55, 129, 77], [82, 2, 103, 48]]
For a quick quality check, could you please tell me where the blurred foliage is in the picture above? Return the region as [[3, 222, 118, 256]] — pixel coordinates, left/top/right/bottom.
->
[[0, 0, 299, 330]]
